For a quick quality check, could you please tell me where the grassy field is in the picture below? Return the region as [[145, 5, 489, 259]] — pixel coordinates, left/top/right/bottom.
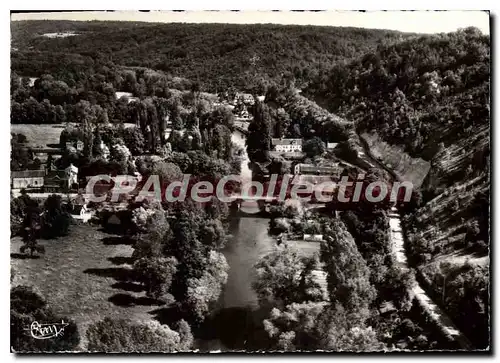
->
[[10, 224, 164, 350], [11, 124, 67, 147]]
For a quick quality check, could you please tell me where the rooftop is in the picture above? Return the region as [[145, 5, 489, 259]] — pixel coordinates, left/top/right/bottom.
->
[[12, 170, 45, 178], [327, 142, 339, 149], [296, 163, 340, 175]]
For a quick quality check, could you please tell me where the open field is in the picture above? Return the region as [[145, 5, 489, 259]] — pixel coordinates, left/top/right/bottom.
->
[[10, 224, 165, 350]]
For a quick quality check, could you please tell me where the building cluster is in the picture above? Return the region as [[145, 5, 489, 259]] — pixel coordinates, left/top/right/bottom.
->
[[11, 164, 79, 192]]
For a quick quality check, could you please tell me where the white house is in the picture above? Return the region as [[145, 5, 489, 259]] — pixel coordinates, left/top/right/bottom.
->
[[326, 142, 339, 151], [71, 204, 92, 223], [76, 140, 85, 152], [271, 138, 303, 153]]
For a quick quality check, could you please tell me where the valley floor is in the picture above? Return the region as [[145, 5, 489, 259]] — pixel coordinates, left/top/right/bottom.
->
[[10, 224, 166, 350]]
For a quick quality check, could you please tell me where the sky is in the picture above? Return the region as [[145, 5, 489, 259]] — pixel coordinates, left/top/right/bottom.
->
[[11, 10, 490, 35]]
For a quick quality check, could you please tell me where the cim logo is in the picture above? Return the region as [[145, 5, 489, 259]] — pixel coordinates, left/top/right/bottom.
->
[[30, 320, 69, 340]]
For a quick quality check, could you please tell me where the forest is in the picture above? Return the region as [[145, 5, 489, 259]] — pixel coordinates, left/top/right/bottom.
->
[[305, 26, 490, 349], [11, 20, 409, 93]]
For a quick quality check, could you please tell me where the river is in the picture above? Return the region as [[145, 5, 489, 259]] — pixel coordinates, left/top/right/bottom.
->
[[223, 130, 276, 308], [196, 131, 276, 351]]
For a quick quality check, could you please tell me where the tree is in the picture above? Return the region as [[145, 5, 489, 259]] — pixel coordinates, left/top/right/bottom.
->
[[152, 161, 183, 183], [246, 101, 272, 161], [132, 205, 171, 259], [11, 133, 34, 171], [185, 251, 229, 322], [20, 223, 44, 257], [379, 267, 415, 311], [11, 193, 39, 235], [253, 244, 324, 308], [198, 218, 227, 250], [110, 142, 132, 174], [316, 304, 384, 351], [269, 217, 291, 236], [86, 317, 192, 352], [263, 302, 384, 351], [167, 209, 209, 300], [41, 194, 72, 238], [20, 201, 44, 257], [123, 127, 145, 155], [133, 256, 178, 300], [321, 220, 376, 319]]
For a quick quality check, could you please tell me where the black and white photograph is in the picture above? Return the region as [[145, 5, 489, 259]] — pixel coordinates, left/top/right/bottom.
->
[[8, 9, 491, 353]]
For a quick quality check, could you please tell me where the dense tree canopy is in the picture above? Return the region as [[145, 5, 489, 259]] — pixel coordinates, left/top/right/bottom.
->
[[12, 21, 408, 92]]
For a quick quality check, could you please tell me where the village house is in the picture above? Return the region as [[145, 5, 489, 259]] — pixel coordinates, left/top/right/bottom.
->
[[272, 138, 303, 153], [115, 91, 139, 104], [11, 170, 45, 189], [44, 170, 67, 192], [30, 147, 63, 163], [236, 109, 252, 120], [235, 93, 255, 105], [76, 140, 84, 152], [294, 163, 340, 176], [66, 140, 84, 152]]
